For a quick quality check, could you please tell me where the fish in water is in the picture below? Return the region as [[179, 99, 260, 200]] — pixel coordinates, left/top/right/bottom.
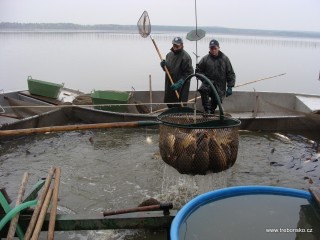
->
[[146, 136, 152, 144], [273, 133, 291, 143], [270, 161, 284, 167]]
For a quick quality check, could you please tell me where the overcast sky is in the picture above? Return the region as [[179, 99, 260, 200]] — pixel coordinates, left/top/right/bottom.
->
[[1, 0, 319, 32]]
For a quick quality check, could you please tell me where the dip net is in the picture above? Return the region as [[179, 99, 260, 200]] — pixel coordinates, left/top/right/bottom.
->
[[157, 107, 241, 175], [137, 11, 151, 38]]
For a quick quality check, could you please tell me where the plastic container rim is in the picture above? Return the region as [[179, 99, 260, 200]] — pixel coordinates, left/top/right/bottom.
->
[[170, 185, 312, 240]]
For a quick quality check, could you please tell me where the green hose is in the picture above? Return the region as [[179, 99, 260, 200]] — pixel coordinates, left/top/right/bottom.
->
[[0, 192, 37, 239], [0, 200, 38, 230]]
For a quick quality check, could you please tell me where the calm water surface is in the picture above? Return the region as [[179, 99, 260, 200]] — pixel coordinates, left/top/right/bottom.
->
[[0, 31, 320, 95], [0, 128, 319, 239], [1, 32, 320, 239]]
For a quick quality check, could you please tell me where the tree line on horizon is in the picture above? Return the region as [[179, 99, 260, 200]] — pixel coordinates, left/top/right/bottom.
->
[[1, 22, 320, 39]]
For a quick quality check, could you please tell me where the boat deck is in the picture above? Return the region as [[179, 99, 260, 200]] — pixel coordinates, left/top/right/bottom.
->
[[0, 115, 19, 125], [296, 95, 320, 113], [19, 88, 82, 105]]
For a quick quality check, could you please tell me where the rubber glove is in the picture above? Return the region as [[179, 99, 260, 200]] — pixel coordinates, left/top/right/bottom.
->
[[160, 60, 167, 71], [226, 86, 233, 97], [171, 79, 184, 91]]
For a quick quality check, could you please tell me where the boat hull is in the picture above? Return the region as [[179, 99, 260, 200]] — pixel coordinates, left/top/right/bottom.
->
[[0, 91, 73, 134], [71, 90, 320, 132], [1, 90, 320, 133]]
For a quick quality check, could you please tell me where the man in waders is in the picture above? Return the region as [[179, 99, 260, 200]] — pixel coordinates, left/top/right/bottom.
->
[[196, 39, 236, 114], [160, 37, 194, 108]]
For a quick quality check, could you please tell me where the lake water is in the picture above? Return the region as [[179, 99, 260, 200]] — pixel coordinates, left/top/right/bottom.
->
[[1, 32, 320, 239], [0, 31, 320, 95]]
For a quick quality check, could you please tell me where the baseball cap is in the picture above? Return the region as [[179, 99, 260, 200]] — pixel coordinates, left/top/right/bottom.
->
[[209, 39, 219, 48], [172, 37, 183, 45]]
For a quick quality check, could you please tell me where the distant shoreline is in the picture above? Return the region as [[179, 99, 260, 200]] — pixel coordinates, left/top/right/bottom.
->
[[1, 22, 320, 39]]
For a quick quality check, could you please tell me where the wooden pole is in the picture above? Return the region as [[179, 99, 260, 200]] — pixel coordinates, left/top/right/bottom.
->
[[151, 73, 287, 114], [150, 35, 183, 107], [24, 167, 55, 240], [31, 188, 53, 240], [234, 73, 286, 88], [149, 74, 153, 113], [150, 37, 179, 99], [6, 172, 29, 240], [0, 188, 12, 204], [0, 121, 159, 137], [47, 167, 61, 240]]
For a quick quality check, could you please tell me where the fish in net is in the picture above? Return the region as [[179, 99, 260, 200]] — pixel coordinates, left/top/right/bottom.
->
[[158, 108, 240, 175]]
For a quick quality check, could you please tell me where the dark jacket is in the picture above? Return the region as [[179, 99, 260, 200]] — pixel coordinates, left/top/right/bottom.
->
[[197, 51, 235, 98], [164, 48, 194, 104]]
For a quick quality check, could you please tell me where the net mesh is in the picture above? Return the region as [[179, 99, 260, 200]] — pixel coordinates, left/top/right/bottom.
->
[[137, 11, 151, 38], [158, 112, 239, 175], [6, 96, 53, 118], [186, 29, 206, 41]]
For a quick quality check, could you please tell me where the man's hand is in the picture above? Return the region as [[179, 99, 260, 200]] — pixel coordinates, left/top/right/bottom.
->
[[226, 87, 233, 97], [160, 60, 167, 71], [171, 79, 184, 91]]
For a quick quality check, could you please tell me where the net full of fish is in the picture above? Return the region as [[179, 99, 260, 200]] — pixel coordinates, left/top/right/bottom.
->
[[158, 110, 240, 175]]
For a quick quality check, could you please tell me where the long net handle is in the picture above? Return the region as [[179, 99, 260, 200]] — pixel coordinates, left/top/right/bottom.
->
[[150, 36, 180, 100], [138, 11, 181, 103]]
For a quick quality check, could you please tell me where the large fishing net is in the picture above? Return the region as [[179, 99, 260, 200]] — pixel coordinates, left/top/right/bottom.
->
[[157, 73, 241, 175], [158, 109, 240, 175]]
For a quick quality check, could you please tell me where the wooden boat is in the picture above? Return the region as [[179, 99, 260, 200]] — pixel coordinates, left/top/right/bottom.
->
[[0, 89, 80, 131], [1, 89, 320, 133], [71, 90, 320, 132]]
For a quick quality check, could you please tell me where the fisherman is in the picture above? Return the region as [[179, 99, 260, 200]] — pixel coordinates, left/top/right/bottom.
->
[[160, 37, 194, 108], [196, 39, 235, 114]]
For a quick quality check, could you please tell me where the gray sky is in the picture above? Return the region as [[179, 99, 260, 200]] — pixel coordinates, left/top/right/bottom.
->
[[1, 0, 320, 32]]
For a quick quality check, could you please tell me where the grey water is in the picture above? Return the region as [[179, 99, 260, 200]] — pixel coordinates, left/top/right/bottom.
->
[[0, 128, 319, 239], [0, 31, 320, 95], [1, 32, 320, 239]]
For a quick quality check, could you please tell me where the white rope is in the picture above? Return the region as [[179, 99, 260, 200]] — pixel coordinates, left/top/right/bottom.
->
[[0, 101, 195, 109]]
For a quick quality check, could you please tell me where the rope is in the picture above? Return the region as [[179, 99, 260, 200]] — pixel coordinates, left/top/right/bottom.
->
[[0, 102, 194, 109]]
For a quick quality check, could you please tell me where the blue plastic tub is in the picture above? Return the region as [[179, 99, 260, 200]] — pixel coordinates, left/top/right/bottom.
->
[[171, 186, 318, 240]]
